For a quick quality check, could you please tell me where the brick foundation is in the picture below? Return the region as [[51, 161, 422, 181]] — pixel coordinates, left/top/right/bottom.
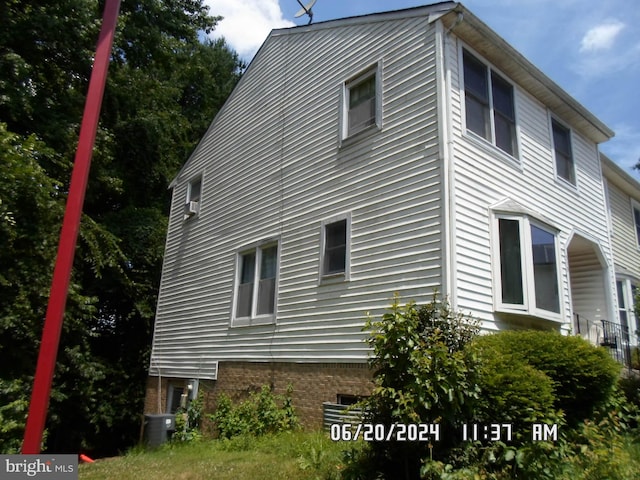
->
[[144, 361, 374, 430]]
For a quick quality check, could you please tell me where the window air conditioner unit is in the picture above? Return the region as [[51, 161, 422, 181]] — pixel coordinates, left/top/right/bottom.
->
[[185, 201, 199, 216]]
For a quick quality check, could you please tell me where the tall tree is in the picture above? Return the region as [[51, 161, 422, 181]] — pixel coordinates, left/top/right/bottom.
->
[[0, 0, 243, 455]]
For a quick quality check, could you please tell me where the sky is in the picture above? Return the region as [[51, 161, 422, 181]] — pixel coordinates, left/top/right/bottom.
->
[[204, 0, 640, 178]]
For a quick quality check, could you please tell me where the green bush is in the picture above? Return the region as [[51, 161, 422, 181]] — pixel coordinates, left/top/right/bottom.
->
[[172, 393, 204, 443], [350, 298, 630, 479], [210, 384, 298, 439], [364, 294, 481, 426], [618, 374, 640, 411], [469, 342, 558, 437], [561, 420, 640, 480], [360, 294, 481, 478], [470, 330, 620, 425], [629, 346, 640, 370]]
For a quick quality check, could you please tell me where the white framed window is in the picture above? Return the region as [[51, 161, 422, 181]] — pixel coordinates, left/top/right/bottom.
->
[[616, 278, 638, 347], [184, 176, 202, 218], [493, 214, 562, 319], [632, 200, 640, 249], [551, 118, 575, 185], [462, 48, 518, 157], [232, 239, 279, 326], [342, 65, 381, 139], [320, 213, 351, 281]]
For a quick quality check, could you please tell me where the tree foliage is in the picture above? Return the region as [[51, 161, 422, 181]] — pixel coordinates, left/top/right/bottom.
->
[[0, 0, 243, 455], [352, 299, 633, 480], [360, 294, 481, 479], [211, 385, 299, 440]]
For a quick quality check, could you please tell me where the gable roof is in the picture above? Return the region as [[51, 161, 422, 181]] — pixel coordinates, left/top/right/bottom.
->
[[170, 1, 613, 187]]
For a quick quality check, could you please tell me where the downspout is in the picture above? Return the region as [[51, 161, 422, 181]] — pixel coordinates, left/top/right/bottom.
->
[[598, 149, 619, 330], [435, 13, 462, 309]]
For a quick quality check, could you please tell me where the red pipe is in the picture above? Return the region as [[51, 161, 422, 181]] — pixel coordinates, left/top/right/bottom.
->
[[22, 0, 121, 454]]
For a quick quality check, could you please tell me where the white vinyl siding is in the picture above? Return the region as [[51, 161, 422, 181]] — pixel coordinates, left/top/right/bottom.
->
[[447, 33, 615, 330], [607, 181, 640, 280], [149, 14, 444, 371]]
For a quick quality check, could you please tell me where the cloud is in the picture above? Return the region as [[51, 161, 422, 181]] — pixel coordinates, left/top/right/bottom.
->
[[600, 123, 640, 176], [572, 41, 640, 77], [205, 0, 295, 60], [580, 20, 625, 52]]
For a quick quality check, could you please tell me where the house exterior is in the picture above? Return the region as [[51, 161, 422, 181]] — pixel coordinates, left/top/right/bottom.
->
[[144, 2, 631, 427], [601, 154, 640, 361]]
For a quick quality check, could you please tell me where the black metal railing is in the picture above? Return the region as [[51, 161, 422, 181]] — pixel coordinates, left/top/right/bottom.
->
[[574, 314, 633, 368]]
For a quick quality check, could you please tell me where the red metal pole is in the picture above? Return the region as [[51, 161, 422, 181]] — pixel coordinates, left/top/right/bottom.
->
[[22, 0, 121, 454]]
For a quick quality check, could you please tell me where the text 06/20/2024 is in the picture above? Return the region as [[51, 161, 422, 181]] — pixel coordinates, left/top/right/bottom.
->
[[330, 423, 559, 443]]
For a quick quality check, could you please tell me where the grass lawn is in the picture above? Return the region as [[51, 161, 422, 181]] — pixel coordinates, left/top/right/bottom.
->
[[79, 430, 640, 480], [78, 431, 348, 480]]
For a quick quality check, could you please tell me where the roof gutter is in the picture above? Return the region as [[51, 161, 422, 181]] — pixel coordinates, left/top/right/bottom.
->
[[441, 4, 614, 144]]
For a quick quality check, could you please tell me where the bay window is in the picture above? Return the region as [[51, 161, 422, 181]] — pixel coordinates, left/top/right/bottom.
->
[[494, 215, 561, 318]]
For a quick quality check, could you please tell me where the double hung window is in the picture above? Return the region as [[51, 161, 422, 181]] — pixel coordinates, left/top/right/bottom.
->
[[495, 215, 561, 318], [343, 66, 380, 139], [552, 119, 575, 185], [234, 241, 279, 325], [463, 49, 517, 157], [633, 202, 640, 248], [616, 279, 638, 346], [323, 220, 347, 275], [320, 215, 351, 281]]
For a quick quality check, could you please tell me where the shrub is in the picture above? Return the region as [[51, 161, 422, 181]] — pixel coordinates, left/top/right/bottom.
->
[[172, 393, 204, 443], [561, 419, 640, 480], [360, 294, 481, 478], [618, 374, 640, 411], [470, 330, 620, 425], [364, 294, 481, 425], [211, 384, 298, 439], [629, 346, 640, 370], [469, 342, 558, 437]]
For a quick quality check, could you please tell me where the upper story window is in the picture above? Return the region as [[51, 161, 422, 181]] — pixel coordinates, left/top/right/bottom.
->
[[633, 202, 640, 248], [463, 49, 517, 157], [184, 176, 202, 218], [551, 119, 575, 185], [494, 214, 561, 319], [342, 65, 380, 139], [324, 220, 347, 275], [320, 214, 351, 281], [233, 240, 279, 326]]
